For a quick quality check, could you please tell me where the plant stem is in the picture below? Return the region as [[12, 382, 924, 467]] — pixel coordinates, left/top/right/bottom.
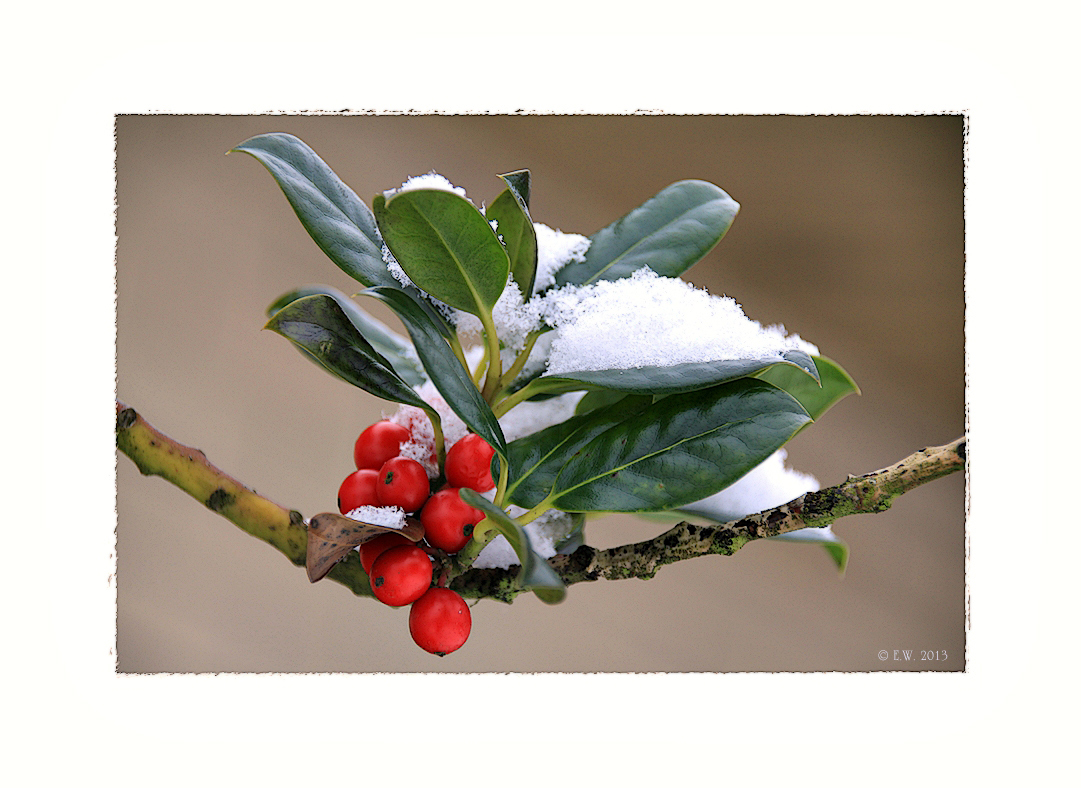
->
[[491, 380, 537, 418], [114, 401, 307, 566], [426, 408, 446, 468], [471, 339, 489, 386], [516, 497, 555, 527], [493, 458, 510, 508], [496, 329, 543, 392], [479, 313, 503, 402]]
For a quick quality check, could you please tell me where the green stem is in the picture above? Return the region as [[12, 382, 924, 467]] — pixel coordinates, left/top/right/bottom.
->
[[516, 496, 555, 527], [497, 329, 543, 391], [492, 379, 540, 419], [471, 339, 489, 386], [493, 457, 510, 508], [479, 313, 503, 402], [426, 407, 446, 468]]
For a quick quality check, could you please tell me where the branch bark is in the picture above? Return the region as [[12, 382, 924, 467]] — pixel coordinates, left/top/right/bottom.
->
[[116, 400, 964, 603]]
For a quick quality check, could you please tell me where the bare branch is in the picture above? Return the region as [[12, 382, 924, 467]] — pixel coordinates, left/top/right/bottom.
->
[[115, 401, 308, 567]]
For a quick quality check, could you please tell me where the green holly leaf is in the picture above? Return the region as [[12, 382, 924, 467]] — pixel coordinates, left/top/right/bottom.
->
[[547, 379, 810, 513], [268, 285, 426, 388], [373, 189, 510, 318], [231, 133, 398, 288], [264, 293, 434, 417], [505, 396, 653, 509], [487, 170, 538, 297], [554, 180, 739, 288], [755, 355, 859, 423], [515, 350, 819, 402]]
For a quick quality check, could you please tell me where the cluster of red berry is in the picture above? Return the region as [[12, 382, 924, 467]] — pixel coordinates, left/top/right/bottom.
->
[[337, 421, 496, 656]]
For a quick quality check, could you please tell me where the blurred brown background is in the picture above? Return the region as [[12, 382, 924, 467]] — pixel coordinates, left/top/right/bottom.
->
[[116, 114, 965, 673]]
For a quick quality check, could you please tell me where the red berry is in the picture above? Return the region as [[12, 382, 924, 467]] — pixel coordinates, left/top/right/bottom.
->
[[420, 488, 484, 553], [337, 469, 381, 514], [375, 456, 430, 513], [358, 531, 413, 574], [409, 588, 471, 656], [445, 434, 496, 492], [369, 544, 432, 607], [354, 421, 410, 470]]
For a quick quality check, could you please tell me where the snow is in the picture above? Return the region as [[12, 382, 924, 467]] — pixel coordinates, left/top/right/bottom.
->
[[540, 268, 818, 375], [497, 391, 584, 442], [531, 223, 590, 295], [471, 508, 577, 570], [343, 505, 407, 529], [679, 448, 820, 523], [384, 172, 468, 201], [388, 384, 469, 478], [452, 277, 543, 352]]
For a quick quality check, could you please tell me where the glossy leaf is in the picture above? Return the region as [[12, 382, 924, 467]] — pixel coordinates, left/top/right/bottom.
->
[[574, 389, 630, 416], [527, 350, 819, 402], [755, 355, 859, 422], [549, 379, 811, 513], [459, 489, 566, 604], [487, 173, 538, 297], [264, 294, 433, 414], [362, 286, 507, 459], [373, 189, 510, 317], [231, 133, 398, 288], [505, 396, 653, 509], [553, 180, 739, 288], [498, 169, 531, 208], [268, 285, 426, 387]]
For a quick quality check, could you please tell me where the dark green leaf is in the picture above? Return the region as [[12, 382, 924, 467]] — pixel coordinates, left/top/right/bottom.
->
[[487, 180, 538, 298], [574, 389, 631, 416], [553, 180, 739, 288], [549, 379, 811, 512], [459, 489, 566, 604], [268, 285, 427, 387], [231, 133, 398, 288], [755, 355, 859, 422], [498, 169, 531, 208], [362, 286, 507, 459], [505, 396, 653, 509], [373, 189, 510, 317], [265, 294, 433, 414], [518, 352, 821, 404]]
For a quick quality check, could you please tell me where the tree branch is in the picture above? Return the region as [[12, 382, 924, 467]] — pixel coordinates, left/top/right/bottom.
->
[[116, 400, 964, 604], [450, 437, 966, 601], [115, 401, 308, 567]]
